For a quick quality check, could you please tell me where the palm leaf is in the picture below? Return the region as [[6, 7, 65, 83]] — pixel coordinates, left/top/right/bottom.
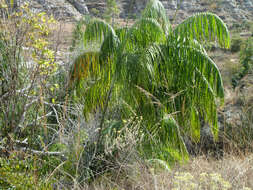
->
[[70, 51, 102, 86], [129, 18, 166, 48], [143, 36, 223, 140], [164, 36, 224, 99], [142, 0, 171, 35], [161, 114, 189, 161], [190, 107, 201, 141], [174, 12, 230, 48], [83, 18, 118, 48]]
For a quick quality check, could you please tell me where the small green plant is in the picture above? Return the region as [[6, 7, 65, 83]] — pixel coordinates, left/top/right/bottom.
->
[[230, 35, 243, 53], [91, 8, 100, 17], [232, 37, 253, 87], [240, 37, 253, 74], [0, 153, 53, 189]]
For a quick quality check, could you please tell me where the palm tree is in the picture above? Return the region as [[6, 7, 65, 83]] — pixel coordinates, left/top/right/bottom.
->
[[70, 0, 230, 162]]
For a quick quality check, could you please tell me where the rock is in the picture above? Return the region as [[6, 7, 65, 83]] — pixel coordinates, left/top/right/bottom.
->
[[240, 32, 252, 37], [83, 0, 106, 17], [163, 1, 177, 10], [120, 0, 148, 18], [13, 0, 253, 29], [15, 0, 89, 21], [180, 0, 195, 10], [66, 0, 89, 15], [242, 0, 253, 11]]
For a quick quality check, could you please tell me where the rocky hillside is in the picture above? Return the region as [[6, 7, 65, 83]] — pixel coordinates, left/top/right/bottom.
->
[[17, 0, 253, 26]]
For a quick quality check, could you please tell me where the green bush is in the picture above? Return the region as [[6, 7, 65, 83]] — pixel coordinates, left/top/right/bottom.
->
[[240, 37, 253, 74], [232, 37, 253, 87], [230, 35, 243, 53], [0, 154, 53, 189]]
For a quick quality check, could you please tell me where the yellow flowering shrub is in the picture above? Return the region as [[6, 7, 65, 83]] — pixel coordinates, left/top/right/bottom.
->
[[20, 4, 57, 75], [0, 2, 58, 188], [0, 1, 57, 75]]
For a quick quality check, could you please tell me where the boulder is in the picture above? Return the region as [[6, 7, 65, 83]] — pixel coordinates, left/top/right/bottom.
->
[[66, 0, 89, 15]]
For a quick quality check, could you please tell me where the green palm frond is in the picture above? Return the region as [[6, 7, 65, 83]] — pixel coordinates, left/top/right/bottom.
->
[[70, 51, 101, 86], [184, 45, 224, 99], [160, 115, 189, 161], [83, 18, 118, 47], [72, 53, 114, 116], [174, 12, 230, 48], [164, 36, 224, 99], [100, 31, 120, 59], [129, 18, 166, 47], [143, 36, 223, 139], [142, 0, 171, 34], [190, 107, 201, 141], [115, 27, 129, 43], [100, 27, 130, 64]]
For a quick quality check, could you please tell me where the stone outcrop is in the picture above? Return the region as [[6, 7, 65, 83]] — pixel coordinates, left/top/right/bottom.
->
[[16, 0, 88, 21], [118, 0, 253, 26], [66, 0, 89, 15], [14, 0, 252, 24]]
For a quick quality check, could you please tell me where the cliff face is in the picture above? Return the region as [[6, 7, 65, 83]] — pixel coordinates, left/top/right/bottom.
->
[[15, 0, 253, 25], [118, 0, 253, 26]]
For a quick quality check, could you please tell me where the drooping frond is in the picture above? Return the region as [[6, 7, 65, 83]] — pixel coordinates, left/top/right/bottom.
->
[[143, 36, 224, 140], [128, 18, 166, 48], [100, 27, 129, 59], [171, 42, 223, 139], [100, 30, 120, 59], [144, 44, 164, 79], [83, 18, 118, 47], [190, 107, 201, 141], [144, 114, 189, 162], [71, 52, 114, 116], [70, 51, 101, 86], [174, 12, 230, 48], [142, 0, 171, 35], [167, 35, 224, 99], [161, 115, 189, 160]]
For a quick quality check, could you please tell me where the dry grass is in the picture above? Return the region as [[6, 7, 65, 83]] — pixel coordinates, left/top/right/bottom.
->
[[88, 153, 253, 190], [209, 50, 241, 88], [175, 154, 253, 189]]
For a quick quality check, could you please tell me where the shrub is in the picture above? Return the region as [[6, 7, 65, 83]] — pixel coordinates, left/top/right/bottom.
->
[[0, 153, 53, 189], [0, 2, 57, 150], [0, 2, 64, 188], [232, 37, 253, 87], [240, 37, 253, 74], [230, 35, 243, 53]]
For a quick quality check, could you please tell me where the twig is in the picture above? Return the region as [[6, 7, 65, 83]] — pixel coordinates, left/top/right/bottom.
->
[[0, 145, 65, 158]]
